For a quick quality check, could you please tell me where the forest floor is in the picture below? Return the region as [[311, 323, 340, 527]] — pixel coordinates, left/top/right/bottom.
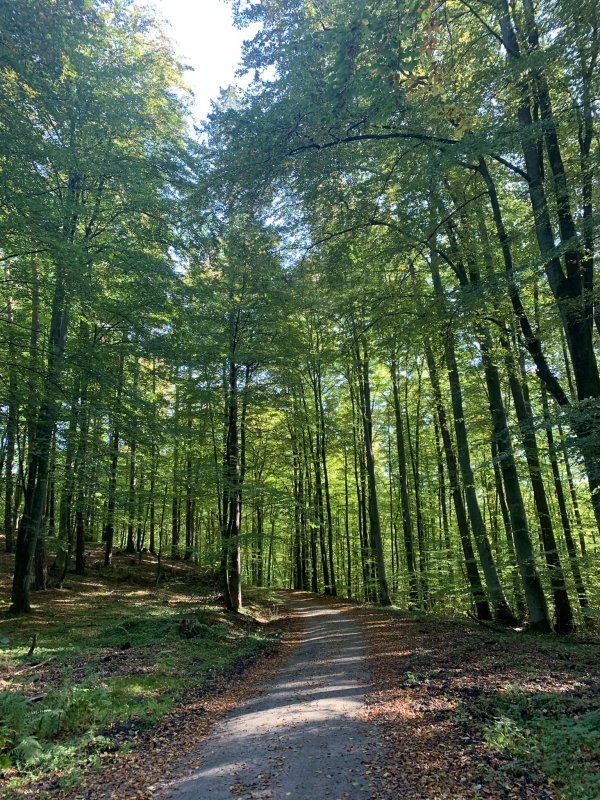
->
[[1, 559, 599, 800], [0, 546, 295, 799], [348, 602, 600, 800], [150, 595, 600, 800]]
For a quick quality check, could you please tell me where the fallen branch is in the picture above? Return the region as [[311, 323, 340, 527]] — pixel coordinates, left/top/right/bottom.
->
[[466, 612, 523, 634], [10, 656, 56, 678]]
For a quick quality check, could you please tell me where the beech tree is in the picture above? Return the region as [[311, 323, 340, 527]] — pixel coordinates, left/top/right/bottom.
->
[[0, 0, 189, 612]]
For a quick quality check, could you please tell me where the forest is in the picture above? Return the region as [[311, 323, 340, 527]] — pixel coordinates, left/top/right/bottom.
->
[[0, 0, 599, 796]]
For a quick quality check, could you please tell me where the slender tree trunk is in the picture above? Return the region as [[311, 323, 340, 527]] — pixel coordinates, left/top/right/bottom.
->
[[387, 422, 397, 593], [222, 306, 243, 612], [149, 460, 156, 556], [541, 387, 588, 613], [33, 430, 54, 592], [125, 358, 139, 554], [291, 434, 302, 589], [479, 332, 550, 631], [504, 342, 574, 632], [298, 418, 318, 593], [185, 457, 193, 560], [126, 436, 137, 554], [4, 267, 18, 554], [306, 384, 331, 595], [267, 515, 275, 587], [349, 371, 371, 600], [149, 361, 158, 555], [355, 332, 391, 605], [557, 420, 587, 555], [425, 340, 492, 619], [290, 422, 304, 590], [490, 439, 525, 617], [390, 357, 418, 605], [26, 258, 40, 453], [303, 384, 330, 593], [434, 416, 452, 578], [446, 215, 550, 630], [315, 366, 336, 595], [343, 447, 352, 599], [256, 500, 264, 586], [425, 255, 514, 623], [103, 346, 125, 568], [185, 374, 194, 560], [405, 360, 428, 609], [69, 325, 93, 578], [171, 382, 181, 559], [74, 377, 91, 576]]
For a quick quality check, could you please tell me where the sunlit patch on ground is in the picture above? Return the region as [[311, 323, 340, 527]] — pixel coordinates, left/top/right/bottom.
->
[[0, 546, 291, 799]]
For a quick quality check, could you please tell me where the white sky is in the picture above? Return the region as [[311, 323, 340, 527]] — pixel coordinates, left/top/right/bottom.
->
[[145, 0, 254, 120]]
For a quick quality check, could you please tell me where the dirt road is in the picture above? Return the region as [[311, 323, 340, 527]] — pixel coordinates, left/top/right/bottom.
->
[[161, 594, 376, 800]]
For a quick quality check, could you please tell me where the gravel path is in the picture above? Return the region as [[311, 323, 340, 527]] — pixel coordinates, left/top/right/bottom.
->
[[162, 594, 376, 800]]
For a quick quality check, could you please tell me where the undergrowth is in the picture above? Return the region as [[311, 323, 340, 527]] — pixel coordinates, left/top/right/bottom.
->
[[0, 563, 283, 796], [463, 685, 600, 800]]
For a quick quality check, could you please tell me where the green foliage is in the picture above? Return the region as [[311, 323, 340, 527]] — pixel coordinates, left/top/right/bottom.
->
[[1, 0, 600, 791], [464, 687, 600, 799], [0, 677, 166, 771], [0, 692, 36, 760]]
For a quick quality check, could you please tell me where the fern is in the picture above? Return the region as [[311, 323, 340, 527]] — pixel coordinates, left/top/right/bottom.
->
[[0, 691, 35, 752], [12, 736, 43, 765]]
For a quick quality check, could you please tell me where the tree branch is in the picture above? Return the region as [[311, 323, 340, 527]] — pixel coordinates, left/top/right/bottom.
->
[[0, 249, 47, 264], [288, 130, 457, 156]]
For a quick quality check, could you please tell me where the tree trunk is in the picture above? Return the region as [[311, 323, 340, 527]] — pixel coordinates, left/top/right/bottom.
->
[[126, 435, 137, 554], [315, 365, 337, 595], [349, 372, 371, 600], [103, 345, 125, 568], [171, 382, 181, 559], [222, 306, 243, 612], [405, 360, 428, 610], [390, 357, 419, 606], [11, 263, 69, 613], [479, 332, 550, 631], [185, 375, 194, 561], [496, 1, 600, 531], [505, 341, 574, 632], [343, 447, 352, 599], [303, 385, 330, 593], [541, 387, 588, 614], [426, 255, 515, 624], [4, 267, 18, 554], [355, 332, 391, 606], [425, 340, 492, 620]]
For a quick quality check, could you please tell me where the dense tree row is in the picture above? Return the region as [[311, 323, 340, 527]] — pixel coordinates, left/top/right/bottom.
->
[[1, 0, 598, 632]]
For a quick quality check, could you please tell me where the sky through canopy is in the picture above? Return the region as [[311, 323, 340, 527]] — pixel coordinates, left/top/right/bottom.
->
[[146, 0, 251, 120]]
